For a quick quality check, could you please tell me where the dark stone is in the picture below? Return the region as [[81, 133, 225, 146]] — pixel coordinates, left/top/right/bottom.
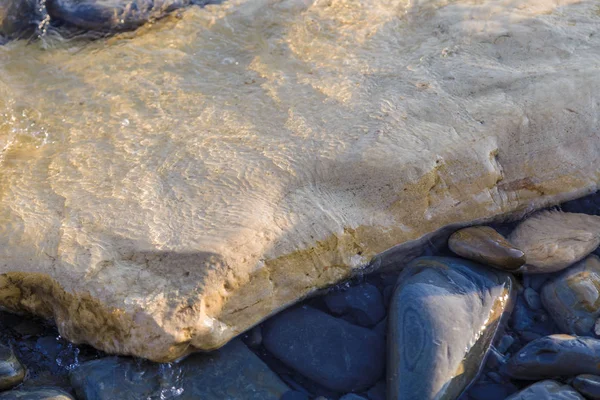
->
[[45, 0, 214, 33], [448, 226, 526, 270], [523, 288, 542, 310], [510, 295, 557, 337], [0, 0, 41, 39], [0, 387, 75, 399], [0, 343, 25, 390], [496, 335, 515, 353], [388, 257, 515, 400], [372, 318, 386, 338], [324, 283, 385, 327], [468, 382, 518, 400], [263, 306, 385, 393], [572, 374, 600, 399], [541, 256, 600, 336], [505, 380, 584, 400], [485, 347, 507, 370], [280, 391, 310, 400], [524, 273, 552, 292], [70, 339, 288, 400], [505, 335, 600, 380], [367, 381, 385, 400]]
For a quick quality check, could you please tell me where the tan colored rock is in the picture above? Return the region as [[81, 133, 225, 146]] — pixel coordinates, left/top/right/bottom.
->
[[0, 0, 599, 361], [510, 211, 600, 274], [449, 226, 525, 271]]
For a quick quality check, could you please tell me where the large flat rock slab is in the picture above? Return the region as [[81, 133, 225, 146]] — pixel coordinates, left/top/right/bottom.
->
[[0, 0, 599, 361]]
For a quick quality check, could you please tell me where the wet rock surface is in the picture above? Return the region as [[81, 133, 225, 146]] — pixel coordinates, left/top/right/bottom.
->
[[387, 256, 515, 400], [262, 306, 385, 393], [505, 335, 600, 380], [449, 226, 526, 271], [509, 211, 600, 274], [572, 375, 600, 400], [0, 343, 25, 390], [0, 387, 76, 400], [505, 380, 584, 400], [0, 190, 599, 399], [541, 256, 600, 336], [69, 339, 288, 400]]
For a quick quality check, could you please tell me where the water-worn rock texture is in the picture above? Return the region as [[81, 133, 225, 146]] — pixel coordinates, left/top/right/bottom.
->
[[388, 257, 515, 400], [0, 0, 599, 360]]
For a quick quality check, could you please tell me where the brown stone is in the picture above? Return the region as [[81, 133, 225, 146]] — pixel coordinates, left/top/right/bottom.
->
[[449, 226, 525, 271]]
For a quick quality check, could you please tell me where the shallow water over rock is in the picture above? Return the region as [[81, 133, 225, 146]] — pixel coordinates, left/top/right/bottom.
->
[[1, 0, 600, 362]]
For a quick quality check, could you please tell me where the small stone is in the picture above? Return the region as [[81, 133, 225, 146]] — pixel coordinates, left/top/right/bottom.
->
[[263, 306, 384, 392], [572, 374, 600, 399], [523, 288, 542, 310], [70, 339, 288, 400], [505, 380, 584, 400], [367, 381, 385, 400], [496, 335, 515, 353], [281, 391, 310, 400], [509, 211, 600, 273], [0, 343, 25, 390], [541, 256, 600, 336], [485, 347, 507, 370], [388, 257, 515, 400], [0, 387, 75, 399], [324, 283, 385, 327], [449, 226, 526, 270], [505, 334, 600, 380]]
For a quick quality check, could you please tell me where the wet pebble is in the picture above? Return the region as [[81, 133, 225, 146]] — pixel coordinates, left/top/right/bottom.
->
[[387, 257, 515, 400], [541, 255, 600, 336], [496, 334, 515, 353], [366, 381, 385, 400], [0, 387, 75, 399], [506, 334, 600, 380], [70, 339, 288, 400], [468, 382, 518, 400], [339, 395, 367, 400], [505, 380, 584, 400], [572, 374, 600, 399], [263, 306, 384, 392], [324, 283, 385, 327], [509, 211, 600, 273], [449, 226, 526, 270], [0, 343, 25, 390]]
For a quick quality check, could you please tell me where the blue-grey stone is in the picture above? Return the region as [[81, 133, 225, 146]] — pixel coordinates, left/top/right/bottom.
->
[[388, 257, 515, 400], [0, 344, 25, 391], [339, 395, 367, 400], [0, 0, 41, 39], [367, 381, 385, 400], [572, 374, 600, 399], [505, 380, 584, 400], [496, 334, 515, 353], [506, 335, 600, 380], [541, 256, 600, 336], [263, 306, 385, 393], [45, 0, 214, 32], [280, 391, 310, 400], [324, 283, 385, 327], [468, 382, 518, 400], [70, 339, 288, 400], [0, 387, 75, 400]]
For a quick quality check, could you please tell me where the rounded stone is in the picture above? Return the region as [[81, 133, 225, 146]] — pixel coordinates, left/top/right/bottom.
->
[[0, 387, 75, 400], [541, 255, 600, 336], [572, 374, 600, 399], [0, 0, 40, 39], [281, 391, 309, 400], [509, 211, 600, 273], [448, 226, 526, 270], [505, 380, 584, 400], [263, 306, 385, 393], [505, 334, 600, 380], [523, 288, 542, 310], [388, 257, 515, 400], [0, 343, 25, 391], [324, 283, 385, 327]]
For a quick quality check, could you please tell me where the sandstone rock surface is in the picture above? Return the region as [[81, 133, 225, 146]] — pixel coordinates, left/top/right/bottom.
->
[[0, 0, 599, 360]]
